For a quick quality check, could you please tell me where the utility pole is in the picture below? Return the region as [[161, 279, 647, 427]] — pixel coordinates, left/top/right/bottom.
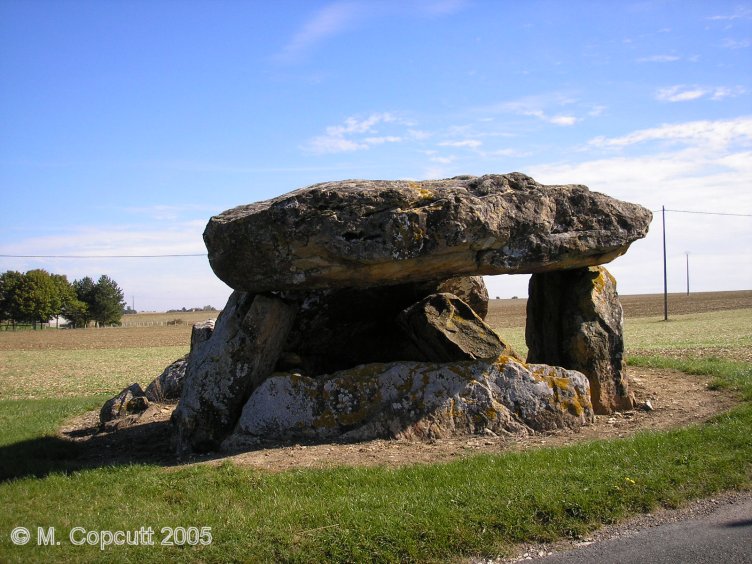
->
[[662, 206, 668, 321], [685, 252, 690, 297]]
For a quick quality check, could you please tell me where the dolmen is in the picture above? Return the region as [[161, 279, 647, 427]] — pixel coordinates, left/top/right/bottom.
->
[[103, 173, 652, 455]]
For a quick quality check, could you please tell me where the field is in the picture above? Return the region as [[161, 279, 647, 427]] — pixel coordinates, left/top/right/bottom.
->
[[0, 291, 750, 562]]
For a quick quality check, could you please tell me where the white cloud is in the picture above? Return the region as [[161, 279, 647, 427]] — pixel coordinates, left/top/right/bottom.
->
[[438, 139, 483, 148], [637, 54, 681, 62], [657, 84, 746, 102], [364, 136, 402, 145], [548, 115, 578, 126], [721, 37, 752, 49], [528, 123, 752, 295], [303, 113, 407, 154], [588, 117, 752, 149], [707, 7, 752, 21], [516, 107, 579, 126], [275, 0, 469, 63], [429, 155, 456, 164], [656, 85, 707, 102], [276, 2, 368, 62]]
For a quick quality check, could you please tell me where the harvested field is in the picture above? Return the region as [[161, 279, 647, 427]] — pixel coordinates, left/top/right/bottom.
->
[[486, 290, 752, 329]]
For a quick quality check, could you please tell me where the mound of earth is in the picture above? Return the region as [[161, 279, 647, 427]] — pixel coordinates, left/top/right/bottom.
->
[[58, 367, 738, 472]]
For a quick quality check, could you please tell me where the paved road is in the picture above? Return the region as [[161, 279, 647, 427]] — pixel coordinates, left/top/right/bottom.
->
[[535, 496, 752, 564]]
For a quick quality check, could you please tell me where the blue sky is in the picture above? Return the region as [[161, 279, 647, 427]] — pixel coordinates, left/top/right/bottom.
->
[[1, 0, 750, 311]]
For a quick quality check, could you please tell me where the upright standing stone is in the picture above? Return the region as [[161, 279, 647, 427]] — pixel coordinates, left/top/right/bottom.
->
[[172, 291, 296, 455], [526, 266, 633, 414]]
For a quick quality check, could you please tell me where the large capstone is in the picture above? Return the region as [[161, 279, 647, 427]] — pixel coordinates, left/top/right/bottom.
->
[[204, 173, 652, 293], [526, 266, 633, 414]]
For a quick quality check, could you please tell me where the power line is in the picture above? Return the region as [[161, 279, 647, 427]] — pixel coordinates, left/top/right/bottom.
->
[[0, 253, 207, 258], [654, 208, 752, 217], [1, 207, 748, 260]]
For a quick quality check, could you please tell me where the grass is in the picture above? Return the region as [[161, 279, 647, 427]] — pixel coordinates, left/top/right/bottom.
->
[[0, 298, 750, 562], [0, 400, 749, 562], [0, 347, 188, 400]]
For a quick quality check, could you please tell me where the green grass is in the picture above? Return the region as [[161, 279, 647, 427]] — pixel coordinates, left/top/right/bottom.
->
[[0, 346, 187, 400], [0, 401, 749, 562], [0, 307, 750, 562], [624, 309, 752, 357]]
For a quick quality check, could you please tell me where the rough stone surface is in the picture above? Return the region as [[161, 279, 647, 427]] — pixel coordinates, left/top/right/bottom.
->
[[398, 293, 520, 362], [144, 320, 216, 403], [145, 356, 188, 402], [222, 356, 594, 447], [204, 173, 652, 293], [279, 276, 489, 375], [100, 383, 149, 425], [421, 276, 489, 319], [190, 319, 215, 351], [172, 291, 297, 455], [526, 266, 633, 414]]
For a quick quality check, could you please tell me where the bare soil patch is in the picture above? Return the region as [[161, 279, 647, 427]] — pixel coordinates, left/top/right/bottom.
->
[[58, 366, 739, 472]]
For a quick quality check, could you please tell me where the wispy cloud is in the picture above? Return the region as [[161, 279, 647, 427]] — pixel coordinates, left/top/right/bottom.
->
[[303, 113, 409, 154], [438, 139, 483, 148], [637, 54, 681, 63], [656, 84, 747, 102], [521, 109, 579, 126], [275, 0, 468, 63], [478, 94, 583, 127], [588, 117, 752, 149], [721, 37, 752, 49], [275, 2, 368, 63], [707, 7, 752, 21]]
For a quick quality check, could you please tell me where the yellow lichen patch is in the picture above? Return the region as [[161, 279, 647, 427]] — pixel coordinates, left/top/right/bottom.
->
[[314, 411, 337, 429]]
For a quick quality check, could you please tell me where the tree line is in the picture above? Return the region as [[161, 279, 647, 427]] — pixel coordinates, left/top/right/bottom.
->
[[0, 269, 126, 329]]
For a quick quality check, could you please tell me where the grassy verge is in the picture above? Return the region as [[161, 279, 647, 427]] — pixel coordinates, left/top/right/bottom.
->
[[628, 355, 752, 400], [1, 361, 750, 563]]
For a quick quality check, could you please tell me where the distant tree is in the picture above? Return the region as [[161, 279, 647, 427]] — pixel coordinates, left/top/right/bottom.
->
[[71, 277, 96, 328], [50, 273, 76, 324], [90, 275, 126, 326], [0, 271, 25, 327], [15, 269, 59, 328]]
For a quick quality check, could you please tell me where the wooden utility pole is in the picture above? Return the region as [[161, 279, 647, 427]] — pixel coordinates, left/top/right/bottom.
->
[[662, 206, 668, 321]]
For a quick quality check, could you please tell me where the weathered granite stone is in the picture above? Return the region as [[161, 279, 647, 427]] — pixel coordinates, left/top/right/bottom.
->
[[144, 320, 216, 403], [279, 277, 489, 375], [172, 291, 297, 455], [100, 383, 149, 425], [420, 276, 489, 319], [222, 356, 594, 447], [204, 173, 652, 293], [190, 319, 215, 351], [526, 266, 633, 414], [398, 293, 520, 362], [145, 356, 188, 402]]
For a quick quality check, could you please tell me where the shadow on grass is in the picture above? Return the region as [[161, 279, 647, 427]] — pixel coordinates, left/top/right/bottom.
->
[[0, 419, 180, 482], [0, 413, 373, 483]]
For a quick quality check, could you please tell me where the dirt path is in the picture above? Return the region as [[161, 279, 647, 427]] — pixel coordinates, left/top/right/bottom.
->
[[59, 367, 739, 472]]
